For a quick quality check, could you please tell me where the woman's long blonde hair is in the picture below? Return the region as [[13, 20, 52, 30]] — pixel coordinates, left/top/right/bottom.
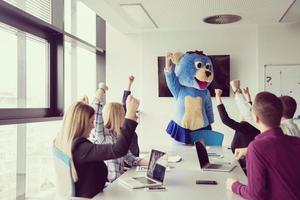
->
[[103, 102, 125, 136], [54, 101, 95, 182]]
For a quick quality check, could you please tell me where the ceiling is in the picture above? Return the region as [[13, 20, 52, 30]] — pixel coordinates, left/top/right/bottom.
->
[[83, 0, 300, 32]]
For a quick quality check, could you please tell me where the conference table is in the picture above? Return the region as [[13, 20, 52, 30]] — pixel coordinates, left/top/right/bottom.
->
[[93, 144, 247, 200]]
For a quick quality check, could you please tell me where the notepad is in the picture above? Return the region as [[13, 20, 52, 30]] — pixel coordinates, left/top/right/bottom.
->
[[168, 155, 182, 163]]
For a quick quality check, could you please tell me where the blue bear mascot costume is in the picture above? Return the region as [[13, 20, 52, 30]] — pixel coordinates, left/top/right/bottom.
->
[[164, 51, 214, 144]]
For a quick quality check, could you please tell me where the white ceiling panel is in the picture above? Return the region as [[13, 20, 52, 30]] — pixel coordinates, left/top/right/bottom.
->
[[83, 0, 299, 32]]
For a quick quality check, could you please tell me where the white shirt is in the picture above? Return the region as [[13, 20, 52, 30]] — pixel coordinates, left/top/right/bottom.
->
[[281, 119, 300, 137]]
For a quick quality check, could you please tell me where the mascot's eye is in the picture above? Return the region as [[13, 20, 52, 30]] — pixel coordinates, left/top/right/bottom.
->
[[205, 64, 210, 69], [194, 61, 203, 69]]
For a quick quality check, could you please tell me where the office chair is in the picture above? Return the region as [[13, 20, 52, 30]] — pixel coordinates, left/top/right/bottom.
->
[[53, 146, 79, 200], [53, 146, 99, 199], [190, 130, 224, 146]]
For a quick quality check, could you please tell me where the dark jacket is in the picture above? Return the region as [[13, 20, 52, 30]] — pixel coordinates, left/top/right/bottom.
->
[[217, 104, 260, 152], [122, 90, 140, 156], [217, 104, 260, 172], [72, 119, 138, 198]]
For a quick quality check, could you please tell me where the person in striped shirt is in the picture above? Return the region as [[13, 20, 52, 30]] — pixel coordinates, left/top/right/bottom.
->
[[89, 83, 148, 182]]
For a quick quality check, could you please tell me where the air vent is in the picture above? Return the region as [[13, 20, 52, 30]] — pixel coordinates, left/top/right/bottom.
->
[[203, 14, 241, 24]]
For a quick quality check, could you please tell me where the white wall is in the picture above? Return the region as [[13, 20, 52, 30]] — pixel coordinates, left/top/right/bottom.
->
[[257, 22, 300, 90], [106, 24, 142, 102], [106, 24, 258, 149], [106, 22, 300, 150]]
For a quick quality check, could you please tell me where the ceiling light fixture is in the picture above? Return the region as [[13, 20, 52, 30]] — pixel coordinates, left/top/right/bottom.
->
[[120, 3, 158, 28], [203, 14, 242, 24]]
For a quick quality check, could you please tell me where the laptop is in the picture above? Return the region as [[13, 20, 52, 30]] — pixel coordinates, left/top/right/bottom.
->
[[119, 149, 167, 189], [195, 141, 236, 172]]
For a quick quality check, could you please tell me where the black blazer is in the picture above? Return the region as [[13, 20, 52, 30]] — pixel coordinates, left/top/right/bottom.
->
[[72, 119, 137, 198], [122, 90, 140, 157], [217, 104, 260, 153]]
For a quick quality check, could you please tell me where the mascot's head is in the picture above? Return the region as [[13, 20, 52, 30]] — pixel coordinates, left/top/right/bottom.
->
[[171, 50, 214, 90]]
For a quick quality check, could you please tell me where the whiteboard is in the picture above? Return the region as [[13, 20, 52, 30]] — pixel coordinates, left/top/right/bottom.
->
[[264, 64, 300, 118]]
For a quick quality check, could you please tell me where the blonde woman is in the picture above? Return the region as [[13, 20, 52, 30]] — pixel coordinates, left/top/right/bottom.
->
[[89, 83, 148, 182], [54, 85, 140, 198]]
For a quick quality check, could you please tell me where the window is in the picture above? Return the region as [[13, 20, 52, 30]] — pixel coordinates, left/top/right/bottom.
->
[[76, 1, 96, 45], [77, 46, 96, 100], [0, 121, 60, 200], [26, 34, 49, 108], [0, 24, 50, 109], [64, 0, 72, 33], [26, 121, 59, 199], [64, 41, 72, 109], [3, 0, 52, 24], [0, 1, 105, 199], [0, 2, 64, 123], [64, 0, 99, 108], [0, 23, 18, 108], [64, 41, 97, 108], [0, 125, 17, 200], [64, 0, 96, 45]]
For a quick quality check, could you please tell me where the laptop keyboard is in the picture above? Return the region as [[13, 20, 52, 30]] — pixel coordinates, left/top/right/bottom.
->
[[133, 177, 156, 184], [207, 164, 222, 169]]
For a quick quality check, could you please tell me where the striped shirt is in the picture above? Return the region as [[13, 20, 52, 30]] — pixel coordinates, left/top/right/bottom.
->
[[89, 98, 141, 182]]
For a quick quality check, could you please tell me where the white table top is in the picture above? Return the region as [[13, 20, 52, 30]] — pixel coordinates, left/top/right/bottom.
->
[[92, 145, 247, 200]]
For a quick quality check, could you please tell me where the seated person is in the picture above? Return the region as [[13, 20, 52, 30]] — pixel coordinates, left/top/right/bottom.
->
[[54, 86, 140, 198], [279, 95, 300, 137], [230, 80, 299, 137], [122, 75, 140, 156], [89, 83, 148, 182], [233, 95, 300, 160], [226, 92, 300, 200], [215, 89, 259, 171]]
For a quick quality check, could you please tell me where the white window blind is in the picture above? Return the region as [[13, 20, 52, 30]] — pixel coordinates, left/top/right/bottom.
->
[[3, 0, 52, 24], [3, 0, 17, 6]]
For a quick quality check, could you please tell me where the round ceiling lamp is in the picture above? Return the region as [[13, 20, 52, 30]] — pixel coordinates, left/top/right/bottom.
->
[[203, 14, 242, 24]]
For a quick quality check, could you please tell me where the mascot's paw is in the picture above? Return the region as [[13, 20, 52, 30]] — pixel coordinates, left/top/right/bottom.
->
[[171, 52, 183, 64]]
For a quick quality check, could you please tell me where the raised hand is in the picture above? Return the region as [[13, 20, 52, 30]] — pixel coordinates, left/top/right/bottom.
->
[[242, 87, 252, 103], [125, 95, 140, 121], [98, 82, 108, 92], [80, 95, 89, 104], [127, 75, 135, 91], [230, 80, 241, 94], [242, 87, 249, 95], [96, 82, 108, 100], [214, 89, 223, 97], [128, 75, 135, 83], [165, 52, 174, 71]]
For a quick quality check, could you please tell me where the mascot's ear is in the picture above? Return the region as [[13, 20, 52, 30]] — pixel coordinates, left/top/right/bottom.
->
[[171, 52, 183, 64]]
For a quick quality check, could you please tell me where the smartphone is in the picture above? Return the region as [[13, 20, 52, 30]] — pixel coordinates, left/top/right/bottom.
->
[[146, 186, 167, 192], [196, 180, 218, 185]]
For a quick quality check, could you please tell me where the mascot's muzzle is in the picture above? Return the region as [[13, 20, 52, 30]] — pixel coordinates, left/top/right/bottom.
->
[[195, 68, 214, 89], [205, 71, 211, 77]]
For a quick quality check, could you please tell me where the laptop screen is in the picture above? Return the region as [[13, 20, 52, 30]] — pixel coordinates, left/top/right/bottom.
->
[[195, 141, 210, 168], [146, 149, 166, 182]]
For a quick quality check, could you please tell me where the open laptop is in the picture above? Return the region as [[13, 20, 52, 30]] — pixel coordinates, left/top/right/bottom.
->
[[120, 149, 167, 189], [195, 141, 236, 172]]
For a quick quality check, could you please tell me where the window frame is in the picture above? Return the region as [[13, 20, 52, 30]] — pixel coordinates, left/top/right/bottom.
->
[[0, 0, 64, 124], [0, 0, 106, 125]]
